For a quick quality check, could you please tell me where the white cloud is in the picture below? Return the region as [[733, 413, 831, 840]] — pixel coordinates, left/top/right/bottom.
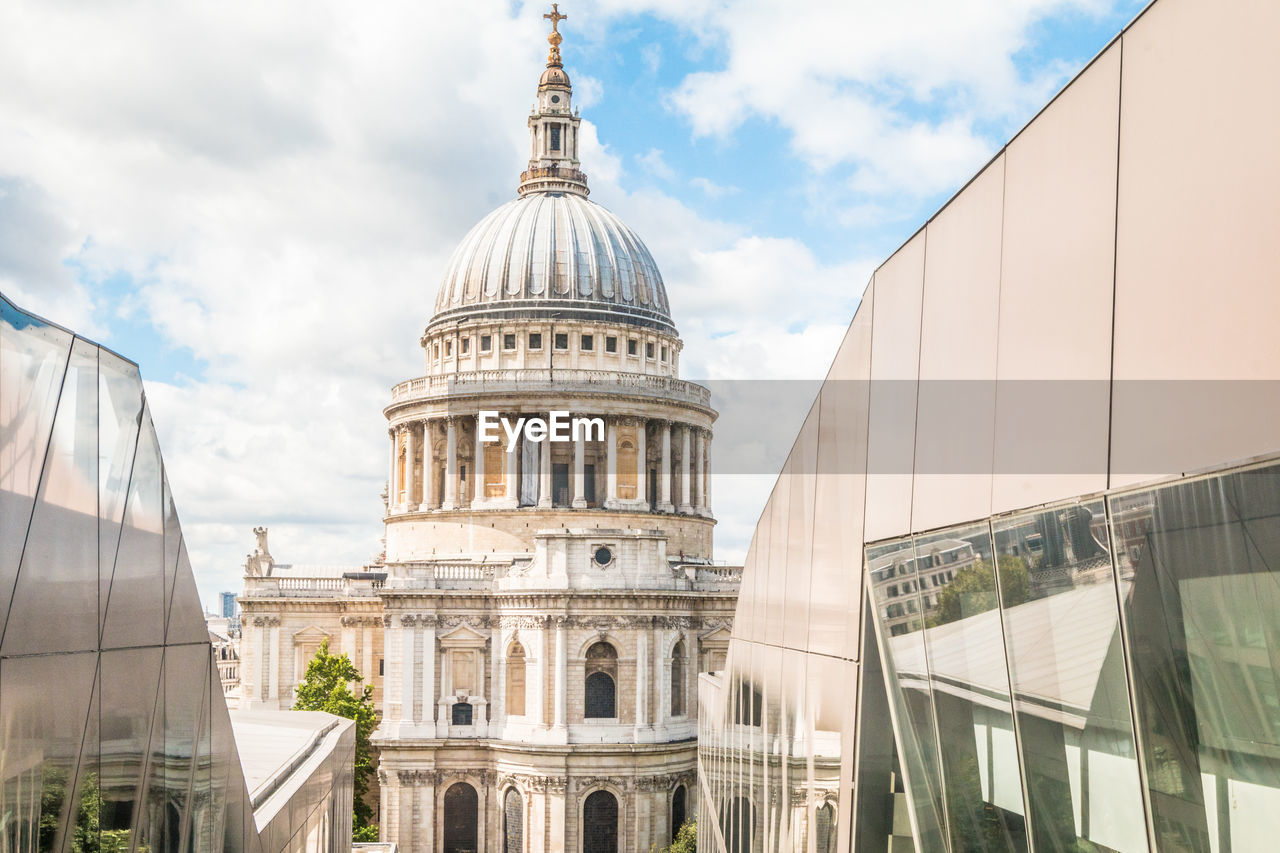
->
[[688, 176, 736, 198], [0, 0, 1118, 600], [637, 147, 677, 181]]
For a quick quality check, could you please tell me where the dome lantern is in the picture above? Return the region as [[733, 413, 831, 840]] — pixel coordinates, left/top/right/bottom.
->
[[519, 5, 588, 198]]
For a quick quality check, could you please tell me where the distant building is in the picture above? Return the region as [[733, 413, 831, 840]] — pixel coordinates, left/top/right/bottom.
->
[[222, 590, 239, 619]]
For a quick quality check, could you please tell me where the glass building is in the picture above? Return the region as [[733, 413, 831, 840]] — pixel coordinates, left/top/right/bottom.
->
[[0, 293, 353, 853], [697, 0, 1280, 850]]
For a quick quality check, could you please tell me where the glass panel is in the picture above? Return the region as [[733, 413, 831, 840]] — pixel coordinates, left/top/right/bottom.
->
[[764, 474, 791, 648], [0, 652, 98, 853], [912, 157, 1004, 532], [806, 654, 846, 853], [97, 349, 143, 636], [775, 647, 805, 851], [99, 647, 164, 853], [811, 283, 872, 660], [67, 661, 103, 853], [167, 537, 210, 645], [0, 296, 72, 642], [992, 44, 1118, 513], [865, 233, 925, 542], [865, 537, 948, 850], [3, 338, 99, 656], [915, 523, 1029, 851], [854, 596, 918, 852], [995, 500, 1146, 852], [782, 406, 818, 651], [1113, 463, 1280, 851], [1111, 0, 1280, 488], [101, 408, 164, 649], [162, 644, 210, 853]]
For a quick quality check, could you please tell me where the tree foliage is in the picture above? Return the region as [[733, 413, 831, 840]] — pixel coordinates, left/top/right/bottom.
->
[[651, 820, 696, 853], [292, 639, 379, 839], [929, 556, 1030, 627]]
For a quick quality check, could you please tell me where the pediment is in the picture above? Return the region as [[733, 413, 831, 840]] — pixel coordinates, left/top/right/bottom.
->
[[292, 625, 332, 642], [699, 626, 732, 644], [438, 624, 489, 647]]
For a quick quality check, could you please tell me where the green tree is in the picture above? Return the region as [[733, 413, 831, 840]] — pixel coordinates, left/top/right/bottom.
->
[[651, 820, 696, 853], [929, 556, 1030, 627], [292, 639, 379, 841]]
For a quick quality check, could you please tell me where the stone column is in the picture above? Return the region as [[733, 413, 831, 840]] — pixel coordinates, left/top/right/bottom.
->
[[678, 425, 693, 514], [553, 618, 567, 738], [572, 429, 586, 508], [387, 428, 397, 513], [530, 622, 546, 727], [704, 433, 713, 517], [443, 417, 458, 510], [396, 776, 413, 853], [418, 775, 436, 853], [380, 618, 394, 722], [636, 418, 648, 507], [423, 421, 437, 510], [658, 421, 674, 512], [255, 619, 268, 704], [267, 620, 280, 704], [605, 419, 618, 505], [491, 629, 503, 729], [400, 617, 415, 728], [361, 624, 374, 687], [474, 414, 486, 506], [504, 421, 519, 503], [422, 618, 436, 729], [340, 620, 356, 684], [635, 627, 648, 736], [404, 422, 418, 511], [538, 419, 553, 508], [694, 429, 705, 513]]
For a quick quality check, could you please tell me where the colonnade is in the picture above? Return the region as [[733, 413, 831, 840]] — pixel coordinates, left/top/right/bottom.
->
[[386, 413, 711, 517]]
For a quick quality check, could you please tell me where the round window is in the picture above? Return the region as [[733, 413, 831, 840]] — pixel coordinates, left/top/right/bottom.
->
[[550, 94, 561, 103], [593, 546, 613, 567]]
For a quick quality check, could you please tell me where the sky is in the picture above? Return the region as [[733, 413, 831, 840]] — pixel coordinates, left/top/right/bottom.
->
[[0, 0, 1147, 610]]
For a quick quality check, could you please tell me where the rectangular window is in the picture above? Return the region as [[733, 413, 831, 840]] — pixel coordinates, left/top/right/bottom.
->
[[528, 332, 543, 350], [581, 334, 594, 351], [555, 332, 569, 350], [550, 124, 561, 151], [605, 336, 617, 353], [445, 340, 453, 356], [461, 337, 470, 354], [646, 342, 655, 359], [661, 344, 668, 361], [480, 334, 492, 352], [503, 333, 516, 351], [379, 658, 384, 676], [433, 343, 440, 360], [628, 338, 638, 356]]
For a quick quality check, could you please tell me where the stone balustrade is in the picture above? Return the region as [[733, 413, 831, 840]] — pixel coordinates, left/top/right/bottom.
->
[[242, 574, 386, 598], [389, 368, 712, 408]]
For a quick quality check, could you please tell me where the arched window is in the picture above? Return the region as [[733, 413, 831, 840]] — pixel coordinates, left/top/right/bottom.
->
[[720, 797, 753, 853], [815, 801, 836, 853], [503, 788, 523, 853], [582, 790, 618, 853], [671, 785, 686, 841], [585, 642, 618, 719], [443, 783, 478, 853], [506, 641, 526, 716], [670, 640, 686, 716]]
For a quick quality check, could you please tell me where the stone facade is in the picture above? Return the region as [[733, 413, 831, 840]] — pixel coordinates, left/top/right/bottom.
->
[[238, 12, 739, 852]]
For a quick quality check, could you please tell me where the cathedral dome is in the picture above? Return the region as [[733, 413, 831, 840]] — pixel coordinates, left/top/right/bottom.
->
[[429, 192, 674, 333]]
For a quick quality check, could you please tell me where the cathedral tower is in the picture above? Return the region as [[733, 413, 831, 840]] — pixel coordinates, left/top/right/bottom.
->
[[372, 8, 740, 852]]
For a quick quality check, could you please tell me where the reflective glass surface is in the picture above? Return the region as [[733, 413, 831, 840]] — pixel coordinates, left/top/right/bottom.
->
[[0, 296, 342, 853]]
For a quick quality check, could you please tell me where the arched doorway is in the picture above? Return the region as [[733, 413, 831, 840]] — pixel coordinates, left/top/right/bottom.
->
[[584, 642, 617, 719], [671, 785, 687, 840], [443, 782, 478, 853], [582, 790, 618, 853]]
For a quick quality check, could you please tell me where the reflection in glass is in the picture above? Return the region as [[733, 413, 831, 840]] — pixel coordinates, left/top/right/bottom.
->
[[866, 537, 948, 850], [915, 524, 1029, 852], [996, 501, 1146, 852], [1113, 465, 1280, 852]]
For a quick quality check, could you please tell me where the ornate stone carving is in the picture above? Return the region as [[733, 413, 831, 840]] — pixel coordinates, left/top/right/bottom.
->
[[574, 776, 629, 793], [496, 615, 549, 630], [438, 614, 491, 630], [399, 614, 418, 627]]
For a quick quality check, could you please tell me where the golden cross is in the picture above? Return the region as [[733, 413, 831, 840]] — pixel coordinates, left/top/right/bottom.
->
[[544, 4, 567, 35]]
